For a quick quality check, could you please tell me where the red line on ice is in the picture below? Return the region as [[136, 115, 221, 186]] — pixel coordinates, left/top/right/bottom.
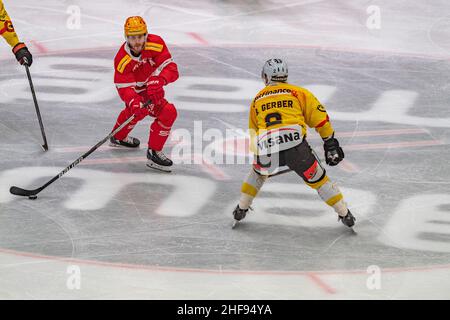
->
[[77, 153, 230, 181], [31, 40, 48, 54], [344, 139, 444, 151], [0, 246, 450, 277], [338, 160, 360, 173], [307, 128, 429, 140], [192, 154, 230, 181], [186, 32, 209, 45], [306, 273, 337, 294]]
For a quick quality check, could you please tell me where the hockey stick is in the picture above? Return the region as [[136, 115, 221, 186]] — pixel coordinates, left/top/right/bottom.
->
[[268, 156, 327, 178], [268, 168, 292, 178], [10, 101, 152, 199], [24, 61, 48, 151]]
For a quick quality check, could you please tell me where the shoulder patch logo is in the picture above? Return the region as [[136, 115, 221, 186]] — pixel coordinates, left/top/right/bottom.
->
[[317, 104, 326, 112]]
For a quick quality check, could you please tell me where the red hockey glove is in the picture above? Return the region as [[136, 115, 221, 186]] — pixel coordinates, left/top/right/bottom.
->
[[128, 96, 148, 117], [146, 76, 165, 105]]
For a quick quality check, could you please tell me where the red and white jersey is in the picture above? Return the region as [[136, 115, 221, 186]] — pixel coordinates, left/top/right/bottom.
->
[[113, 34, 179, 106]]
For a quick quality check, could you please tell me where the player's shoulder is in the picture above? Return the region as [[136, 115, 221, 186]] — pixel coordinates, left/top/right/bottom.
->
[[283, 83, 314, 99], [280, 82, 306, 92], [144, 34, 166, 53], [146, 33, 165, 43], [114, 43, 128, 62], [114, 43, 133, 73]]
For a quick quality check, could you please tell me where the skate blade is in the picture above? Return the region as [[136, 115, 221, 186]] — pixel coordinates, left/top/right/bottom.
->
[[108, 142, 139, 149], [232, 220, 239, 229], [146, 162, 172, 173]]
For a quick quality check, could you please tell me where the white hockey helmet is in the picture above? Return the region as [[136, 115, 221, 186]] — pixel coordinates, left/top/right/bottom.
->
[[261, 58, 288, 85]]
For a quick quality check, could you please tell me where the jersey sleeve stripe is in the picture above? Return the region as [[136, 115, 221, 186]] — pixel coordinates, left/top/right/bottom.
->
[[145, 42, 164, 52], [117, 55, 132, 73], [315, 115, 330, 128], [150, 58, 174, 76], [115, 82, 136, 89]]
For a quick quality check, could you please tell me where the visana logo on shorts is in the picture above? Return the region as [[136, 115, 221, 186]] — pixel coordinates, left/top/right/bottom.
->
[[257, 125, 303, 155]]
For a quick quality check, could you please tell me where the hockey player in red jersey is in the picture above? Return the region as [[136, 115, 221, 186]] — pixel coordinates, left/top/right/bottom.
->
[[110, 16, 179, 172]]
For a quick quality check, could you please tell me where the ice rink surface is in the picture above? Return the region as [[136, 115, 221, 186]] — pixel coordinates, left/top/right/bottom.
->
[[0, 0, 449, 299]]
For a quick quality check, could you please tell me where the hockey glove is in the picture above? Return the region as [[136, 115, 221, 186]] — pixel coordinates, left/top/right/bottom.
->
[[13, 43, 33, 66], [128, 96, 149, 118], [323, 133, 344, 166], [146, 76, 165, 105]]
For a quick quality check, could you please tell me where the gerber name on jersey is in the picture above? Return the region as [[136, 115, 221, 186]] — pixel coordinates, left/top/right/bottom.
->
[[260, 99, 294, 111], [256, 124, 303, 155]]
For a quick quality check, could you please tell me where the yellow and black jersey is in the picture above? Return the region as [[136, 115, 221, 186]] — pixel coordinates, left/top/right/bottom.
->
[[0, 0, 20, 48], [249, 82, 334, 139]]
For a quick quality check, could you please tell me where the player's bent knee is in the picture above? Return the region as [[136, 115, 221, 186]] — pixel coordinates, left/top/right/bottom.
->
[[159, 103, 177, 126], [302, 160, 326, 188]]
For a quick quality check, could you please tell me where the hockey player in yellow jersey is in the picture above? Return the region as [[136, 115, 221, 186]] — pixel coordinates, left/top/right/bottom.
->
[[232, 58, 355, 228], [0, 0, 32, 65]]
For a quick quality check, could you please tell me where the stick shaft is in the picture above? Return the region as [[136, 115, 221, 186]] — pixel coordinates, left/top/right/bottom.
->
[[25, 64, 48, 150], [37, 113, 137, 192], [11, 100, 153, 197]]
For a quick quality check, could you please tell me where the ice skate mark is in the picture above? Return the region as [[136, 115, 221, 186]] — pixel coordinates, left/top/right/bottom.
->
[[54, 138, 182, 153], [189, 51, 258, 77], [20, 200, 76, 259], [0, 167, 216, 215], [330, 90, 450, 127], [379, 194, 450, 253], [321, 233, 347, 254], [426, 16, 450, 55], [212, 117, 248, 137], [56, 127, 431, 155], [10, 4, 122, 26], [150, 0, 326, 31], [182, 43, 450, 62], [55, 145, 120, 153], [2, 42, 450, 64], [129, 195, 146, 224], [79, 156, 145, 165], [75, 154, 230, 181], [140, 2, 219, 19]]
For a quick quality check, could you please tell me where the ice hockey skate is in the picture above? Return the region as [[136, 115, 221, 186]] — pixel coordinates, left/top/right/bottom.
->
[[231, 205, 250, 229], [109, 135, 140, 148], [146, 149, 173, 172]]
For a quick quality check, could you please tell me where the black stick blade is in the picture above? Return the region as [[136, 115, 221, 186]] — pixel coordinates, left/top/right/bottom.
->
[[10, 186, 36, 197]]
